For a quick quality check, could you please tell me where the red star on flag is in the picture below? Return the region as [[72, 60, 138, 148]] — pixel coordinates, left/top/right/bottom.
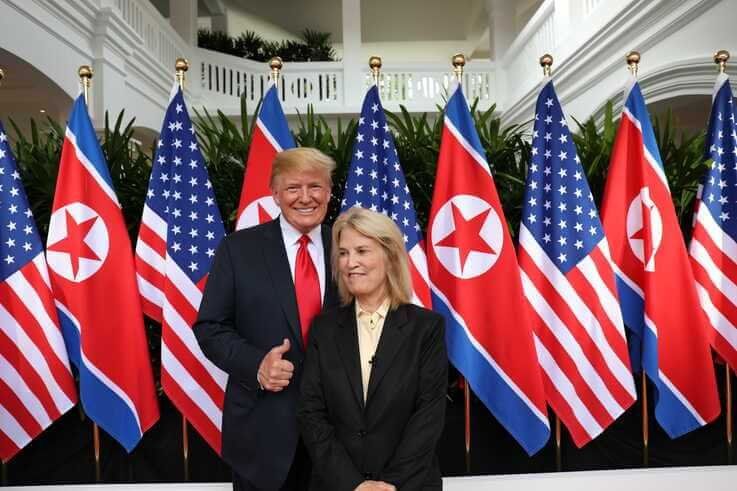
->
[[435, 203, 496, 271], [48, 211, 100, 278]]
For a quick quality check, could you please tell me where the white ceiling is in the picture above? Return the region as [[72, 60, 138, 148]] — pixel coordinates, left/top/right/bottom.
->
[[213, 0, 487, 43]]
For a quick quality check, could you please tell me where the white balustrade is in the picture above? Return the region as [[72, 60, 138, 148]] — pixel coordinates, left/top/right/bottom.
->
[[114, 0, 188, 71], [195, 48, 494, 114]]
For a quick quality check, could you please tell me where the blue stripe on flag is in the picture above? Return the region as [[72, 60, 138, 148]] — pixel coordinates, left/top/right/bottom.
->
[[259, 85, 295, 151], [57, 305, 82, 370], [67, 96, 115, 189], [431, 291, 550, 455], [624, 83, 664, 170], [614, 275, 702, 438], [57, 307, 143, 451], [614, 275, 645, 373], [443, 85, 487, 161]]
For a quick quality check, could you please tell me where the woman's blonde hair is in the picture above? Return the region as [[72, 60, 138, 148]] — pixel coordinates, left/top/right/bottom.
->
[[331, 207, 413, 309], [270, 147, 335, 188]]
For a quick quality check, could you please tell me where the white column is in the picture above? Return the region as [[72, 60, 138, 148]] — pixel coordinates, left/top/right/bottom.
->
[[487, 0, 516, 110], [487, 0, 516, 61], [169, 0, 198, 45], [342, 0, 363, 109]]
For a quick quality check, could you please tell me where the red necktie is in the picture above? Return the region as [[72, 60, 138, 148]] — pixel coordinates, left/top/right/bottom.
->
[[295, 235, 321, 346]]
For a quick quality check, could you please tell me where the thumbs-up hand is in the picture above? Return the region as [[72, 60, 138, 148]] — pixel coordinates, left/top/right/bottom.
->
[[257, 338, 295, 392]]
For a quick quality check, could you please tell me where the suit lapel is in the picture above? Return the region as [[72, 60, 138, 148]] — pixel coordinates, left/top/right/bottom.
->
[[321, 224, 338, 308], [334, 303, 364, 410], [366, 305, 410, 404], [262, 219, 303, 351]]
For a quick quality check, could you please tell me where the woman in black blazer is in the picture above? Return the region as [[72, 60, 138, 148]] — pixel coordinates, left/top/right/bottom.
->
[[298, 207, 448, 491]]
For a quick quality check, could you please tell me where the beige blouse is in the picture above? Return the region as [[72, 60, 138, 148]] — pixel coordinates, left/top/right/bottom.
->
[[355, 298, 390, 401]]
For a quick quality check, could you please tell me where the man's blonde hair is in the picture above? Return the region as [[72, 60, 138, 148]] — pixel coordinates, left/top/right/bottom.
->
[[331, 207, 413, 309], [270, 147, 336, 188]]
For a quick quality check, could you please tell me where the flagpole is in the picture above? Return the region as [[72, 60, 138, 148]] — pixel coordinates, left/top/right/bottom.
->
[[624, 48, 653, 469], [369, 55, 381, 87], [78, 64, 103, 483], [173, 57, 193, 481], [726, 364, 733, 464], [450, 52, 473, 473], [714, 48, 734, 465], [269, 56, 283, 92]]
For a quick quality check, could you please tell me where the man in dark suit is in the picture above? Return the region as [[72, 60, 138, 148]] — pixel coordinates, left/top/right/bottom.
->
[[195, 147, 339, 490]]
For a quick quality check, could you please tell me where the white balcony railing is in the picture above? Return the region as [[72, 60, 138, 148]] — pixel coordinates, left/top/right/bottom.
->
[[195, 48, 495, 114], [112, 0, 187, 72]]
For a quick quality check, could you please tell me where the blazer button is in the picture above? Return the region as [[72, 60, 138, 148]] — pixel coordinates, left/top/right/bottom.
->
[[358, 430, 367, 438]]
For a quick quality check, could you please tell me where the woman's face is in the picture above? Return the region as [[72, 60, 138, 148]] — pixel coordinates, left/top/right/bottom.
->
[[337, 227, 388, 305]]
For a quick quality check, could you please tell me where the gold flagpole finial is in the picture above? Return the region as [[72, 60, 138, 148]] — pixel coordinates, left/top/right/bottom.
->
[[626, 51, 641, 76], [269, 56, 284, 89], [369, 56, 382, 86], [540, 54, 553, 77], [175, 58, 189, 89], [714, 50, 730, 73], [452, 53, 466, 82], [78, 65, 93, 103]]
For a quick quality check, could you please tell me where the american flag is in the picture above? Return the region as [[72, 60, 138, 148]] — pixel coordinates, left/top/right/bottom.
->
[[518, 79, 636, 447], [0, 121, 77, 461], [690, 72, 737, 374], [341, 84, 431, 307], [135, 86, 227, 454]]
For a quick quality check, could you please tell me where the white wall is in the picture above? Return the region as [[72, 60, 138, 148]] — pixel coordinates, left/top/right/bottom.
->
[[224, 3, 301, 42]]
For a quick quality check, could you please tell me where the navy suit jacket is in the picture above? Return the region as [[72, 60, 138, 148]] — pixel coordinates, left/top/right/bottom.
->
[[194, 218, 338, 489], [298, 302, 447, 491]]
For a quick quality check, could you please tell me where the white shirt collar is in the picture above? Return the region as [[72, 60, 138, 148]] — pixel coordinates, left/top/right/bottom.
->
[[279, 215, 322, 247]]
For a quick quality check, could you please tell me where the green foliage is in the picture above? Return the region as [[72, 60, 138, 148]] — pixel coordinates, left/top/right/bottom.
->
[[101, 111, 152, 239], [385, 107, 442, 229], [571, 100, 618, 206], [654, 109, 707, 233], [198, 28, 338, 62], [470, 101, 531, 236]]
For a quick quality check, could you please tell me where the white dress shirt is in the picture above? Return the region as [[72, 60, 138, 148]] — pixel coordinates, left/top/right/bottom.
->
[[279, 215, 326, 302]]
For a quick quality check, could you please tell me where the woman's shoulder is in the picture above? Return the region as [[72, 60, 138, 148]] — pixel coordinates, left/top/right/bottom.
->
[[399, 303, 444, 326]]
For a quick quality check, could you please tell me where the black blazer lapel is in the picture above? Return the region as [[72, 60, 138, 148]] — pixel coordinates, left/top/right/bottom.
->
[[365, 305, 410, 404], [261, 219, 303, 351], [334, 303, 365, 410]]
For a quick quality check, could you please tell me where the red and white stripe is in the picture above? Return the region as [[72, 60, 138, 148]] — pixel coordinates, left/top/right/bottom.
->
[[135, 204, 227, 454], [690, 201, 737, 371], [0, 254, 76, 462], [518, 226, 636, 447], [408, 243, 432, 308]]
